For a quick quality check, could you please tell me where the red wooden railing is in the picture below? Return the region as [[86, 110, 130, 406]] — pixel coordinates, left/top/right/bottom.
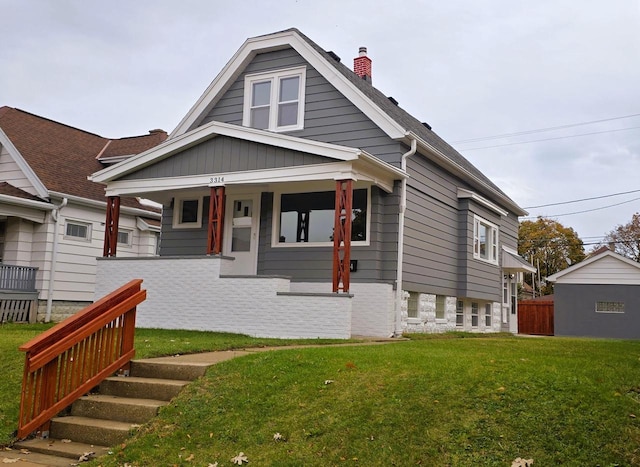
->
[[17, 279, 146, 439]]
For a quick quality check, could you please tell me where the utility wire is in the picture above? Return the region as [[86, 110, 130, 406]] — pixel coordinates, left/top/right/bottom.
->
[[452, 112, 640, 144], [460, 126, 640, 151], [524, 188, 640, 209], [522, 196, 640, 219]]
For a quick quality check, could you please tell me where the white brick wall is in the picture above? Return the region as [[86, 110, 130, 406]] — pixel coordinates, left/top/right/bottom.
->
[[95, 257, 352, 339], [290, 282, 395, 337]]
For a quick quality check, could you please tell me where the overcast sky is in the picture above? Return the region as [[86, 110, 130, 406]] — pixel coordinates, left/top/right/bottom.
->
[[2, 0, 639, 247]]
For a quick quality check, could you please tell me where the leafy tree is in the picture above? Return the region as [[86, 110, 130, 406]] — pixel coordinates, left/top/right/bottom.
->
[[598, 212, 640, 262], [518, 217, 585, 295]]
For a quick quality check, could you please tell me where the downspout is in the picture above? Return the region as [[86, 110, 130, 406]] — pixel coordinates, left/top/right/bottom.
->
[[393, 137, 417, 337], [45, 197, 68, 322]]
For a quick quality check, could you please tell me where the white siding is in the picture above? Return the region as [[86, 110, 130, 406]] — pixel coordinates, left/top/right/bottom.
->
[[555, 255, 640, 285], [0, 144, 37, 194]]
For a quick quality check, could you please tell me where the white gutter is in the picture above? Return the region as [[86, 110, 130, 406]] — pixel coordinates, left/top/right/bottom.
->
[[394, 137, 417, 337], [45, 197, 68, 322], [48, 191, 161, 220], [0, 193, 54, 211]]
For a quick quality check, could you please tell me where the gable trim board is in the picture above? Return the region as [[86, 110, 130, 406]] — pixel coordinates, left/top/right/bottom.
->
[[170, 29, 406, 141], [0, 127, 49, 199], [547, 250, 640, 285]]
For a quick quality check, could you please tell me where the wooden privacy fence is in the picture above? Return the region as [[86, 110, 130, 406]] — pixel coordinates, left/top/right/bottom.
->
[[17, 279, 146, 439], [518, 300, 554, 336]]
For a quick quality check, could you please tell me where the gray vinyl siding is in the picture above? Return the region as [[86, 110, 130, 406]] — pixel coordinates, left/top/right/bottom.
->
[[402, 152, 509, 301], [121, 136, 335, 180], [499, 213, 519, 251], [201, 47, 404, 166], [555, 283, 640, 339], [159, 197, 209, 256], [257, 186, 398, 283]]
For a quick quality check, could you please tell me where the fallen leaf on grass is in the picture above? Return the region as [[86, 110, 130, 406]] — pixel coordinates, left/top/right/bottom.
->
[[273, 432, 284, 441], [512, 457, 534, 467], [231, 452, 248, 464], [185, 453, 195, 462], [324, 380, 334, 385], [207, 463, 219, 467], [630, 414, 637, 418]]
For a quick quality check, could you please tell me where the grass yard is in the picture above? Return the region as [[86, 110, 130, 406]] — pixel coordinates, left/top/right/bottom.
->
[[87, 335, 640, 466], [0, 324, 354, 446]]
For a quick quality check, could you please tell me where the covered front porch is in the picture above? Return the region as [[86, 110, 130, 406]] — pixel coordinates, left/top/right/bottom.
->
[[90, 121, 405, 338]]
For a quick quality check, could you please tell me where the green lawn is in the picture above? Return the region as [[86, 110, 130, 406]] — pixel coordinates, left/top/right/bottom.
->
[[0, 324, 354, 446], [3, 325, 640, 465]]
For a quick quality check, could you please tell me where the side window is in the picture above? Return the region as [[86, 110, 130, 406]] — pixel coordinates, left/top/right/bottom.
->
[[407, 292, 419, 319], [435, 295, 446, 319], [471, 302, 479, 327], [456, 300, 464, 327], [65, 221, 91, 241], [172, 197, 203, 229], [473, 215, 499, 265], [117, 229, 132, 247]]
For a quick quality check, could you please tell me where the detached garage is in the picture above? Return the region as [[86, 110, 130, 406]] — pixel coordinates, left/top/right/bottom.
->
[[547, 249, 640, 339]]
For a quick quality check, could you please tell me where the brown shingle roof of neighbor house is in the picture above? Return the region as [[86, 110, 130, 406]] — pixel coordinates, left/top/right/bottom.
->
[[0, 181, 48, 202], [0, 107, 166, 211]]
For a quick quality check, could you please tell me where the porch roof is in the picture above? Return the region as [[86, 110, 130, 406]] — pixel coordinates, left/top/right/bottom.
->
[[90, 121, 407, 198]]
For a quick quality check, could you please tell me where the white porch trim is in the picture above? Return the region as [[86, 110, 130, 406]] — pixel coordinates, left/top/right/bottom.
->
[[0, 127, 49, 199]]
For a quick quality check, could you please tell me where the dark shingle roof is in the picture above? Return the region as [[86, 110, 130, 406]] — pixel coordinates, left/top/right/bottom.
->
[[0, 182, 48, 203], [0, 107, 166, 210], [289, 28, 517, 208]]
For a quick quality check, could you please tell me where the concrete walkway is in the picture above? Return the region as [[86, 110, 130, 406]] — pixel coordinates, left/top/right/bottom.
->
[[1, 338, 405, 466]]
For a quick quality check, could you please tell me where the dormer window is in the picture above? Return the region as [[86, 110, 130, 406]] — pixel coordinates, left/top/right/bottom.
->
[[243, 66, 306, 132]]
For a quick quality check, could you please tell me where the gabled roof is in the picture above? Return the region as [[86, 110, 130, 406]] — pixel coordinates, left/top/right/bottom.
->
[[547, 249, 640, 282], [0, 107, 166, 211], [170, 28, 525, 216]]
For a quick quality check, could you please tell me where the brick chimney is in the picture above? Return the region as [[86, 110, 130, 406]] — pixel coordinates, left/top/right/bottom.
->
[[354, 46, 372, 83]]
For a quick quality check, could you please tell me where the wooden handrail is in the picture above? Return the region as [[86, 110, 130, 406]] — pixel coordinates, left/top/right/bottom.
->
[[17, 279, 145, 439]]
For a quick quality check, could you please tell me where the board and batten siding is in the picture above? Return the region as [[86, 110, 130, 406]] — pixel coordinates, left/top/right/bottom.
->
[[121, 135, 335, 181], [201, 47, 405, 166]]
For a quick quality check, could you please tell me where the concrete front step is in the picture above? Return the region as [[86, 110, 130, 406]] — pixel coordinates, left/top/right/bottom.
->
[[72, 394, 168, 423], [99, 375, 190, 401], [50, 415, 138, 447], [130, 359, 210, 381], [14, 437, 110, 461], [0, 446, 80, 466]]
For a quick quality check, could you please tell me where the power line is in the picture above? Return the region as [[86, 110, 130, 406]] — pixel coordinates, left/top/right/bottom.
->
[[524, 188, 640, 209], [522, 196, 640, 219], [452, 112, 640, 144], [460, 126, 640, 151]]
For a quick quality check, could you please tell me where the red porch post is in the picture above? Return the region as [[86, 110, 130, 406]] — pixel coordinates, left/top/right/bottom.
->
[[332, 179, 353, 293], [103, 196, 121, 257], [207, 186, 225, 254]]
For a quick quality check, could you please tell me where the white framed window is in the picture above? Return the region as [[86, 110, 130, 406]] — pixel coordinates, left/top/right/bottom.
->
[[595, 301, 625, 313], [172, 197, 203, 229], [65, 221, 91, 241], [435, 295, 446, 320], [117, 229, 132, 247], [243, 66, 306, 132], [407, 292, 419, 319], [456, 300, 464, 327], [473, 215, 499, 265], [471, 302, 479, 327], [272, 187, 370, 247], [485, 303, 492, 327]]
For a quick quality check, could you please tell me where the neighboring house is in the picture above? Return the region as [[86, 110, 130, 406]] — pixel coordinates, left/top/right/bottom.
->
[[547, 249, 640, 339], [90, 28, 534, 339], [0, 107, 165, 321]]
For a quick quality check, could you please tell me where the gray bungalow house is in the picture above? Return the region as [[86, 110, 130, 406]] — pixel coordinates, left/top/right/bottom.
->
[[90, 28, 533, 339]]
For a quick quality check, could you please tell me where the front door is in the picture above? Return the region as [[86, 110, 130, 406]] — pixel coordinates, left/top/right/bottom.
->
[[223, 193, 260, 275]]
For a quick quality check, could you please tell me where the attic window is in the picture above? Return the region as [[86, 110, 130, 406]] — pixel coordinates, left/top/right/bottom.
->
[[243, 66, 306, 132]]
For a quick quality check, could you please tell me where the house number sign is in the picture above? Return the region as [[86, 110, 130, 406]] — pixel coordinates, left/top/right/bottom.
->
[[209, 176, 225, 184]]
